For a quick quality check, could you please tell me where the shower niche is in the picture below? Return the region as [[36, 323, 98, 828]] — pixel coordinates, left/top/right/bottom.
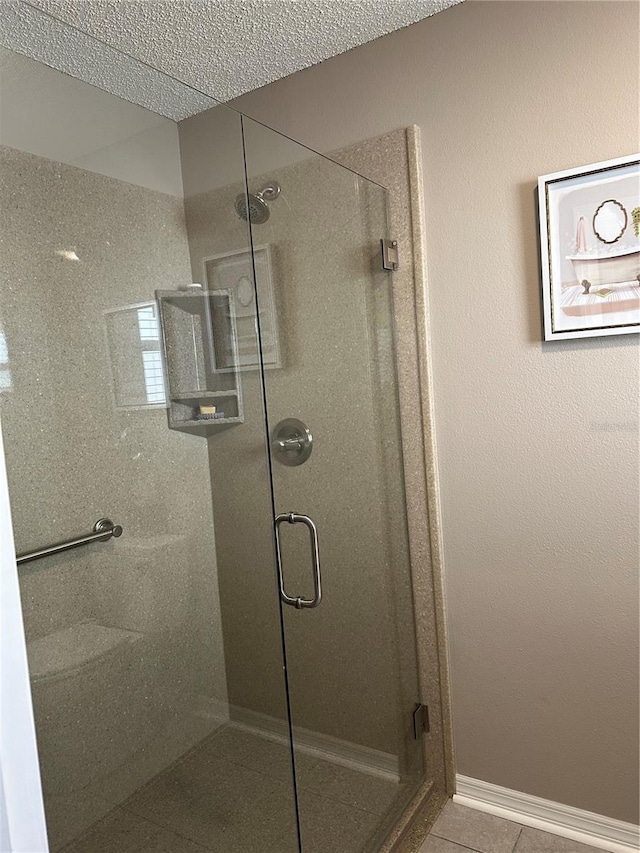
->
[[156, 288, 244, 435]]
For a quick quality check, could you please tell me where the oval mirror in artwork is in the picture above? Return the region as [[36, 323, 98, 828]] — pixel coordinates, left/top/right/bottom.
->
[[592, 199, 628, 244], [236, 276, 254, 307]]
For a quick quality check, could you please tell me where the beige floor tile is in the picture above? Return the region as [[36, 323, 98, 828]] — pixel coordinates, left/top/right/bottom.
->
[[294, 752, 401, 815], [65, 728, 409, 853], [194, 726, 295, 782], [124, 754, 296, 851], [431, 802, 522, 853], [418, 836, 480, 853], [515, 827, 608, 853], [297, 790, 382, 853], [63, 808, 209, 853]]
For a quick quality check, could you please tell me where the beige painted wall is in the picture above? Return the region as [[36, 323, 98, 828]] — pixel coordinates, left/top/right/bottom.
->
[[0, 48, 184, 196], [231, 1, 640, 823]]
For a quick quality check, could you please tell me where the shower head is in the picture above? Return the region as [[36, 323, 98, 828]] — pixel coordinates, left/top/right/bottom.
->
[[235, 181, 281, 224], [235, 192, 270, 224]]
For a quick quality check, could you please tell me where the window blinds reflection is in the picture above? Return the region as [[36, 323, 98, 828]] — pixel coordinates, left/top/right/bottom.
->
[[0, 329, 11, 393], [137, 305, 166, 404], [104, 302, 166, 409]]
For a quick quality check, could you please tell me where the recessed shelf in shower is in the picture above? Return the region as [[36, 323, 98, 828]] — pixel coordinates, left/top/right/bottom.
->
[[155, 288, 244, 436]]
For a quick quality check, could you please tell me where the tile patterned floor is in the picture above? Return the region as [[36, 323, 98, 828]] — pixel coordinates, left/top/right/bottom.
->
[[61, 738, 606, 853], [419, 802, 608, 853], [62, 725, 401, 853]]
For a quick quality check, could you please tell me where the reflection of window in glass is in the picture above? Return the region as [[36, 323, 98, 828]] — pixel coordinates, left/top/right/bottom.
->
[[141, 351, 165, 404], [137, 305, 159, 341], [137, 306, 166, 404], [0, 329, 11, 393], [104, 302, 166, 409]]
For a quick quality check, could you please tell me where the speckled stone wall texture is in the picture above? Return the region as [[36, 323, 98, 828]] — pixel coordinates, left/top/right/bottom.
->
[[229, 0, 640, 825], [0, 147, 227, 849]]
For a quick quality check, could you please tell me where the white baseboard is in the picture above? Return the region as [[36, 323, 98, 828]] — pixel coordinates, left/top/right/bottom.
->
[[229, 705, 400, 782], [454, 775, 639, 853]]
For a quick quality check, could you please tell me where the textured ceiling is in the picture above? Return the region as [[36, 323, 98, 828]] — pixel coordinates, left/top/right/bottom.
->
[[22, 0, 462, 103], [0, 3, 216, 119]]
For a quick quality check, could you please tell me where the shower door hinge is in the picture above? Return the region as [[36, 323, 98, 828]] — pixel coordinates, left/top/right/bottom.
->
[[381, 239, 399, 271], [413, 703, 430, 739]]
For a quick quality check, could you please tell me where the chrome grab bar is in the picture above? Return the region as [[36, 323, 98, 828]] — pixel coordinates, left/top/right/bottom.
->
[[274, 512, 322, 609], [16, 518, 123, 566]]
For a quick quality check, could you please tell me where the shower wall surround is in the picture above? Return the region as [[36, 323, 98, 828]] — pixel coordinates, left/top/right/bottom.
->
[[179, 111, 445, 800], [183, 162, 408, 754], [0, 146, 228, 848]]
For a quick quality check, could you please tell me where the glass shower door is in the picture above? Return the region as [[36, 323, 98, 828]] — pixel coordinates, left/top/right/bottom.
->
[[241, 118, 425, 852]]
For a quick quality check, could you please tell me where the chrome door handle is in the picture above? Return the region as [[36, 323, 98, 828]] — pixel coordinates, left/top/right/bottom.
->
[[274, 513, 322, 609]]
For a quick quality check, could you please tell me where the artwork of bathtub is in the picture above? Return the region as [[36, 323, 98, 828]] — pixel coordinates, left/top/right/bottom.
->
[[567, 245, 640, 294], [538, 153, 640, 340]]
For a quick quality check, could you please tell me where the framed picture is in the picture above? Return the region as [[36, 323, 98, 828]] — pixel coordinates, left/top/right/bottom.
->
[[538, 154, 640, 340], [203, 244, 281, 369]]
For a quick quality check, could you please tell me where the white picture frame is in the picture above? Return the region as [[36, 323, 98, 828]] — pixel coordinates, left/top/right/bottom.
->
[[202, 244, 281, 370], [538, 154, 640, 341]]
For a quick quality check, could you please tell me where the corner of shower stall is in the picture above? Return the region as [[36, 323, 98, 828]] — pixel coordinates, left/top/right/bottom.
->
[[0, 5, 452, 853]]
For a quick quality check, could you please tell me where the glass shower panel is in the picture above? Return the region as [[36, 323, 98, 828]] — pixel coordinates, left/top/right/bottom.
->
[[0, 36, 298, 853], [241, 117, 426, 852]]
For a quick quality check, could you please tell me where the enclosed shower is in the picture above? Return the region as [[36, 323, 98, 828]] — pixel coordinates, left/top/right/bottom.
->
[[0, 5, 447, 852]]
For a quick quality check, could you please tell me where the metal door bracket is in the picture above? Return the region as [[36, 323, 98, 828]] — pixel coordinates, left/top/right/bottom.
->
[[413, 703, 430, 739], [381, 239, 399, 271]]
